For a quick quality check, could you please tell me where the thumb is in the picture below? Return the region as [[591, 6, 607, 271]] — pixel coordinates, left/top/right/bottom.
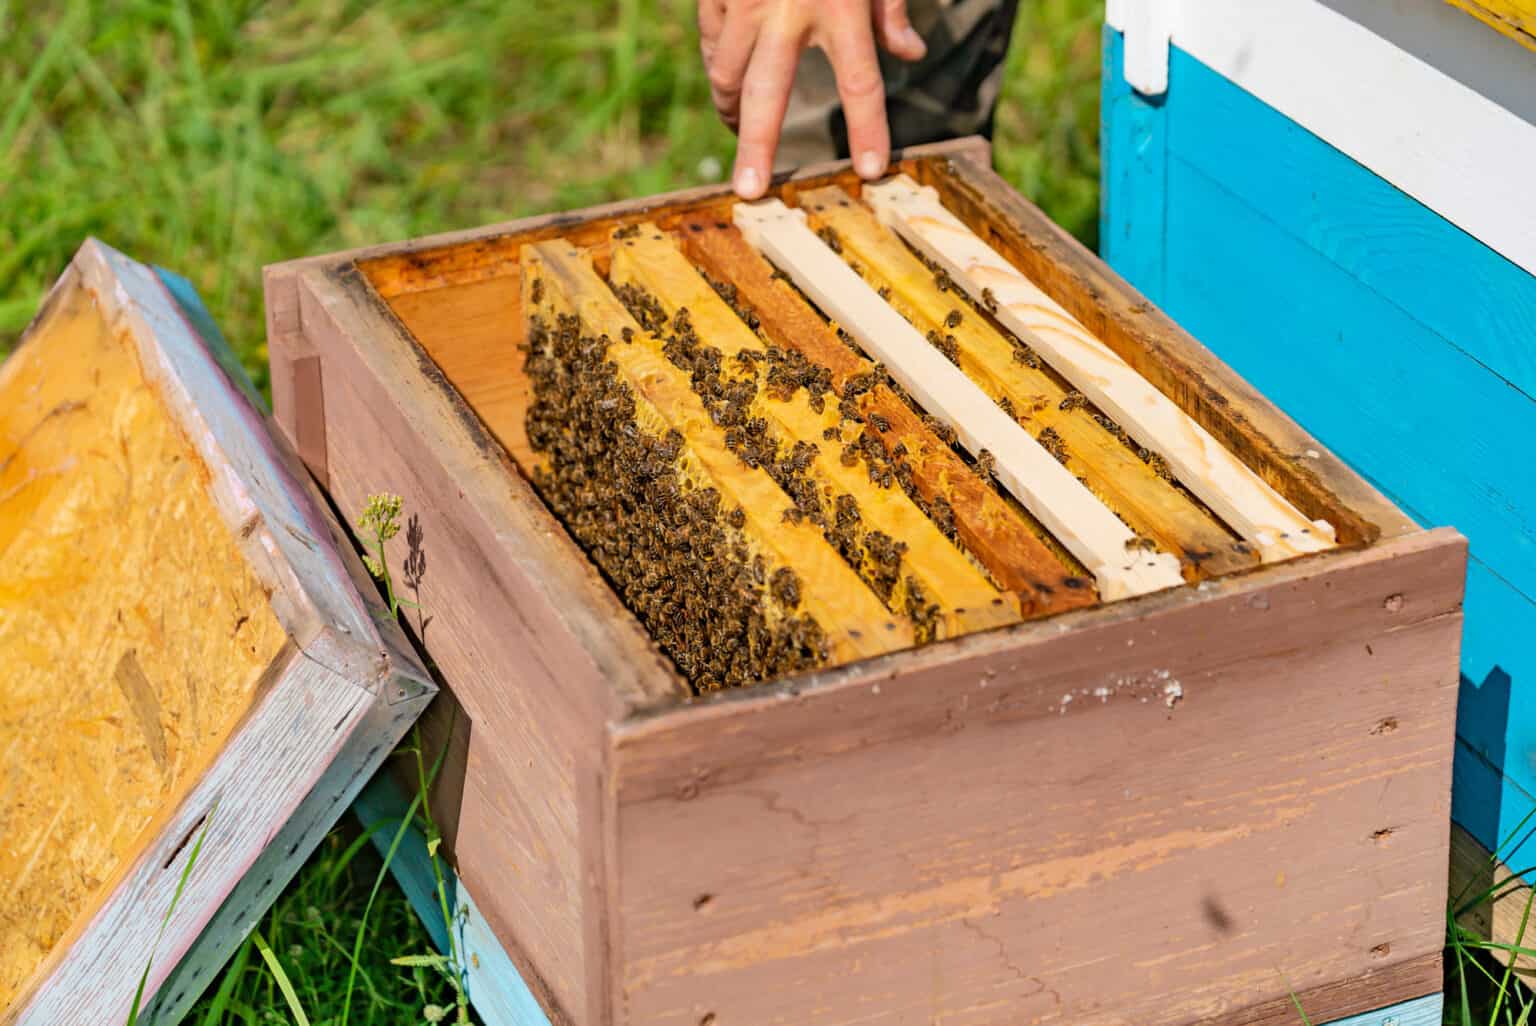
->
[[872, 0, 926, 61]]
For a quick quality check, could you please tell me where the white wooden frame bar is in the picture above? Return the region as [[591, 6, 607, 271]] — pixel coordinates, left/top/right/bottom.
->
[[864, 176, 1336, 564], [733, 200, 1183, 600]]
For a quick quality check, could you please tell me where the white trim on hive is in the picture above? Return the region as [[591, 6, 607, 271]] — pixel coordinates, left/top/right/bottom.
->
[[1105, 0, 1536, 279]]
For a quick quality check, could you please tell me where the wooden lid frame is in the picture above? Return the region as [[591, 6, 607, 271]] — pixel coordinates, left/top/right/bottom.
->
[[2, 240, 434, 1026]]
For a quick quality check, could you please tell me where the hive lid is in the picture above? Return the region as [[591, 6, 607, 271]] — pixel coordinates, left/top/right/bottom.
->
[[0, 240, 434, 1025]]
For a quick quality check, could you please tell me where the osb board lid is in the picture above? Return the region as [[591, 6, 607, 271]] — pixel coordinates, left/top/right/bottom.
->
[[0, 239, 432, 1019]]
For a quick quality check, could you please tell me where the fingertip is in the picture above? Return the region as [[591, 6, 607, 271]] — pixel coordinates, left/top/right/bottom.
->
[[733, 163, 766, 200], [897, 26, 926, 60], [855, 149, 888, 180]]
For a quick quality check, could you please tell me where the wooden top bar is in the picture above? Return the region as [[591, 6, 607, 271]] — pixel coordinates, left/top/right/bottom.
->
[[676, 216, 1098, 614], [798, 185, 1257, 580]]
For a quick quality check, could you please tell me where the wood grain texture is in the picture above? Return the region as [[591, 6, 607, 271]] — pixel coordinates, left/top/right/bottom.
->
[[138, 653, 432, 1025], [799, 185, 1253, 580], [606, 528, 1463, 1026], [347, 139, 993, 300], [388, 276, 538, 472], [267, 142, 1457, 1026], [607, 225, 1017, 640], [1208, 959, 1439, 1026], [527, 237, 913, 662], [3, 240, 431, 1025], [1446, 0, 1536, 49], [676, 218, 1094, 613], [734, 198, 1184, 599], [1101, 35, 1536, 862], [866, 174, 1334, 564]]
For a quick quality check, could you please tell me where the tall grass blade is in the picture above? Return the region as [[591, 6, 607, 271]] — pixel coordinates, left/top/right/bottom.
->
[[126, 804, 216, 1026], [251, 928, 313, 1026]]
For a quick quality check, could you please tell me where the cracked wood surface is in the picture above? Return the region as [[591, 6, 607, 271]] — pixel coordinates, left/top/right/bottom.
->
[[276, 143, 1454, 1026], [607, 528, 1463, 1026]]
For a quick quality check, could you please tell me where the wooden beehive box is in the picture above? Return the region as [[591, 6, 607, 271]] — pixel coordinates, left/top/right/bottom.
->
[[0, 241, 434, 1025], [266, 138, 1464, 1026]]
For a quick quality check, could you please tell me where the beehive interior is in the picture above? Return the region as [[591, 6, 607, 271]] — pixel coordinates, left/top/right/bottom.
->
[[0, 280, 289, 1004], [361, 159, 1359, 692]]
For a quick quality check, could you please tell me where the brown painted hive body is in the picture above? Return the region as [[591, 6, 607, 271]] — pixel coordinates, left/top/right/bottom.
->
[[265, 138, 1461, 1026]]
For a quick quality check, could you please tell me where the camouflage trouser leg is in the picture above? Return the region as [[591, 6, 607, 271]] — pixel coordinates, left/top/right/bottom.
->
[[775, 0, 1020, 169]]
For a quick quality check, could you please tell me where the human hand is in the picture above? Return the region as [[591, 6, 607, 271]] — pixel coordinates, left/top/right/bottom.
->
[[699, 0, 927, 199]]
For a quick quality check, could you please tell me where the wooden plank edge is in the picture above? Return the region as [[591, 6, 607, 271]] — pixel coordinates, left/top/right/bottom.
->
[[261, 139, 992, 300], [1444, 0, 1536, 51], [796, 183, 1257, 582], [863, 175, 1336, 564], [1, 642, 422, 1026], [1319, 992, 1441, 1026], [134, 667, 434, 1024], [732, 198, 1184, 600], [1201, 953, 1442, 1026], [613, 525, 1464, 740], [73, 239, 407, 688], [348, 769, 1450, 1026]]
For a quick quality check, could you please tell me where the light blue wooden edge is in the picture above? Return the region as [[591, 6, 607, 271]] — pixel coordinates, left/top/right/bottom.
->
[[1101, 27, 1536, 860], [1099, 25, 1167, 306], [1320, 993, 1442, 1026], [352, 773, 553, 1026], [153, 267, 268, 413]]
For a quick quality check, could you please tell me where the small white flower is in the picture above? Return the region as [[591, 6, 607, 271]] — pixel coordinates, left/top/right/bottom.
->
[[423, 1004, 447, 1024]]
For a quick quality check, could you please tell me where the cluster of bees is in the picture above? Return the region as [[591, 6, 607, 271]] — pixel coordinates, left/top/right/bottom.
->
[[524, 309, 828, 689], [621, 280, 947, 641], [525, 226, 1202, 688]]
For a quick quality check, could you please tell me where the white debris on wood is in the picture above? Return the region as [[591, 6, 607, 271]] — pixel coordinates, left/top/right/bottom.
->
[[1048, 668, 1185, 714]]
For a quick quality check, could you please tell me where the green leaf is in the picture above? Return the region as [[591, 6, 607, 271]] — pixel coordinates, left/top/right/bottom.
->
[[251, 928, 312, 1026]]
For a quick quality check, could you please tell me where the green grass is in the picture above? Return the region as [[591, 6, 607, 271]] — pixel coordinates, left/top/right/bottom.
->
[[9, 2, 1524, 1024], [0, 0, 1102, 389]]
